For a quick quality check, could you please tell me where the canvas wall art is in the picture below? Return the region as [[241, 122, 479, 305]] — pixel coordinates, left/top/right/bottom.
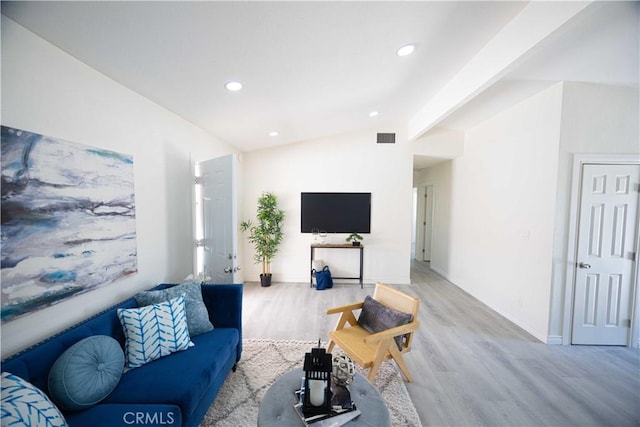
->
[[1, 126, 138, 323]]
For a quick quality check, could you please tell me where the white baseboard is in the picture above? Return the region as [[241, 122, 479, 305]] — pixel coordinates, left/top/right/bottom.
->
[[546, 335, 563, 345], [430, 266, 448, 278]]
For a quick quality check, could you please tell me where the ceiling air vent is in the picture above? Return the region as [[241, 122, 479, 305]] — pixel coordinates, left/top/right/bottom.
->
[[377, 133, 396, 144]]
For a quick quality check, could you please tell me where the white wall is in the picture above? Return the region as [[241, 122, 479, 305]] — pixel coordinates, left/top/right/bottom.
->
[[548, 82, 640, 343], [416, 84, 564, 342], [413, 127, 465, 160], [1, 17, 237, 357], [240, 128, 414, 285]]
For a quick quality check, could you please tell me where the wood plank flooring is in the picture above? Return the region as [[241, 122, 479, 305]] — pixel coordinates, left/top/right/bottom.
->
[[242, 261, 640, 426]]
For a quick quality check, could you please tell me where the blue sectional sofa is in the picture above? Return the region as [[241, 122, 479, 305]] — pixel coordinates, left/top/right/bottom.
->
[[1, 283, 243, 427]]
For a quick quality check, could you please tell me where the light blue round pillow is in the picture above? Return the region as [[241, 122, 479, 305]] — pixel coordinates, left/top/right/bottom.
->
[[48, 335, 124, 411]]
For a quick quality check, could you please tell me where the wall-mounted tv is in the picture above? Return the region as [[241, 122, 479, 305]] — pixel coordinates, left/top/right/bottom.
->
[[301, 192, 371, 233]]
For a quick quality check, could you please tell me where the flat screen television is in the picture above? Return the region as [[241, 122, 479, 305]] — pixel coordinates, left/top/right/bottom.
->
[[300, 192, 371, 233]]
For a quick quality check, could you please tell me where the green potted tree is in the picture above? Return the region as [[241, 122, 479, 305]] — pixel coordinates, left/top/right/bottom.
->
[[240, 192, 286, 287], [345, 232, 363, 246]]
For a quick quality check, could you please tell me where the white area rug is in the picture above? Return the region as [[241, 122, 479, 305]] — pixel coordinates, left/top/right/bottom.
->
[[200, 339, 422, 426]]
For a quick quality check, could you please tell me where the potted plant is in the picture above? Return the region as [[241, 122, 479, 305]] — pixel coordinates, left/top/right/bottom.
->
[[345, 232, 363, 246], [240, 192, 286, 287]]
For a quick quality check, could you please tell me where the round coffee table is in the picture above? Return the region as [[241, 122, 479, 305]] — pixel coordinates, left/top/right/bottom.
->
[[258, 367, 391, 426]]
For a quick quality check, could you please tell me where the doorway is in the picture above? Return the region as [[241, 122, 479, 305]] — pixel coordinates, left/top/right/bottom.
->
[[569, 160, 640, 345]]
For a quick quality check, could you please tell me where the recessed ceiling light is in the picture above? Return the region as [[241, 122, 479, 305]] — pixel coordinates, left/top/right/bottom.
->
[[225, 81, 243, 91], [369, 111, 379, 117], [396, 44, 415, 57], [269, 131, 279, 137]]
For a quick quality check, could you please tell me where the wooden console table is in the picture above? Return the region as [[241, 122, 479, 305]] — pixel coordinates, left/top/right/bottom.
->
[[310, 244, 364, 288]]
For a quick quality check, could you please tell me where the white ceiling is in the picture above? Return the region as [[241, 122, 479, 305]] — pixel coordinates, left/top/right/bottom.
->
[[2, 1, 638, 160]]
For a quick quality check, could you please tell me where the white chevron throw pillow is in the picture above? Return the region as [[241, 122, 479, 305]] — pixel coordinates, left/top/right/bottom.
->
[[117, 294, 194, 370]]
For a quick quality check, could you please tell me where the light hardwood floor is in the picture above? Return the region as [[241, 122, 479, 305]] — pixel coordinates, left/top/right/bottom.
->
[[242, 261, 640, 426]]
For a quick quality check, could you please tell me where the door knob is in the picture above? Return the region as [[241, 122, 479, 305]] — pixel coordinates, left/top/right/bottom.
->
[[224, 267, 232, 273], [578, 262, 591, 269]]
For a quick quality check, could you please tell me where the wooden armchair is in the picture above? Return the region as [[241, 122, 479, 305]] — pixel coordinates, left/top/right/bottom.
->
[[326, 283, 420, 382]]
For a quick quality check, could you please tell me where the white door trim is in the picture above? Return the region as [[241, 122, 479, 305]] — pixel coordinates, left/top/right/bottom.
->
[[563, 153, 640, 347], [414, 186, 425, 261], [424, 184, 435, 262]]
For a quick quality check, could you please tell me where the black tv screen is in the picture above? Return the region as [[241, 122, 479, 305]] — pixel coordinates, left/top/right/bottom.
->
[[301, 192, 371, 233]]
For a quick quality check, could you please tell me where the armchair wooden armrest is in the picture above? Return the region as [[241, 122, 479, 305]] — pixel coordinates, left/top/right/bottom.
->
[[326, 302, 364, 315], [326, 302, 363, 334], [364, 320, 420, 344]]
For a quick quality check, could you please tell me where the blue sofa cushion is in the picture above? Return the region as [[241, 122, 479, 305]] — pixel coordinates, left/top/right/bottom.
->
[[103, 328, 239, 420], [135, 282, 214, 337], [1, 372, 68, 427], [117, 295, 194, 370], [48, 336, 124, 411]]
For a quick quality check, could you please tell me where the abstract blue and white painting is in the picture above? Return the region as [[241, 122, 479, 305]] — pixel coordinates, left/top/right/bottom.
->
[[1, 126, 137, 323]]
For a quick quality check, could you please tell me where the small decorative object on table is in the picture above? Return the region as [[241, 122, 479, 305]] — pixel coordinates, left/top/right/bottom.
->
[[294, 341, 360, 426], [345, 233, 363, 246], [330, 354, 355, 410]]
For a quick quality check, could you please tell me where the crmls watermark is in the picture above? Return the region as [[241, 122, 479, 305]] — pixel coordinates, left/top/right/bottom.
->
[[123, 411, 176, 425]]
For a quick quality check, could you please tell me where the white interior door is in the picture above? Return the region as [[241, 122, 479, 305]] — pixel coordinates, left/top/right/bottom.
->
[[414, 187, 425, 260], [197, 154, 238, 284], [572, 163, 640, 345]]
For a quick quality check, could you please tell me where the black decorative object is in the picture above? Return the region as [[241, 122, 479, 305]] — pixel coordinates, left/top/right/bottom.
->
[[302, 341, 332, 417]]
